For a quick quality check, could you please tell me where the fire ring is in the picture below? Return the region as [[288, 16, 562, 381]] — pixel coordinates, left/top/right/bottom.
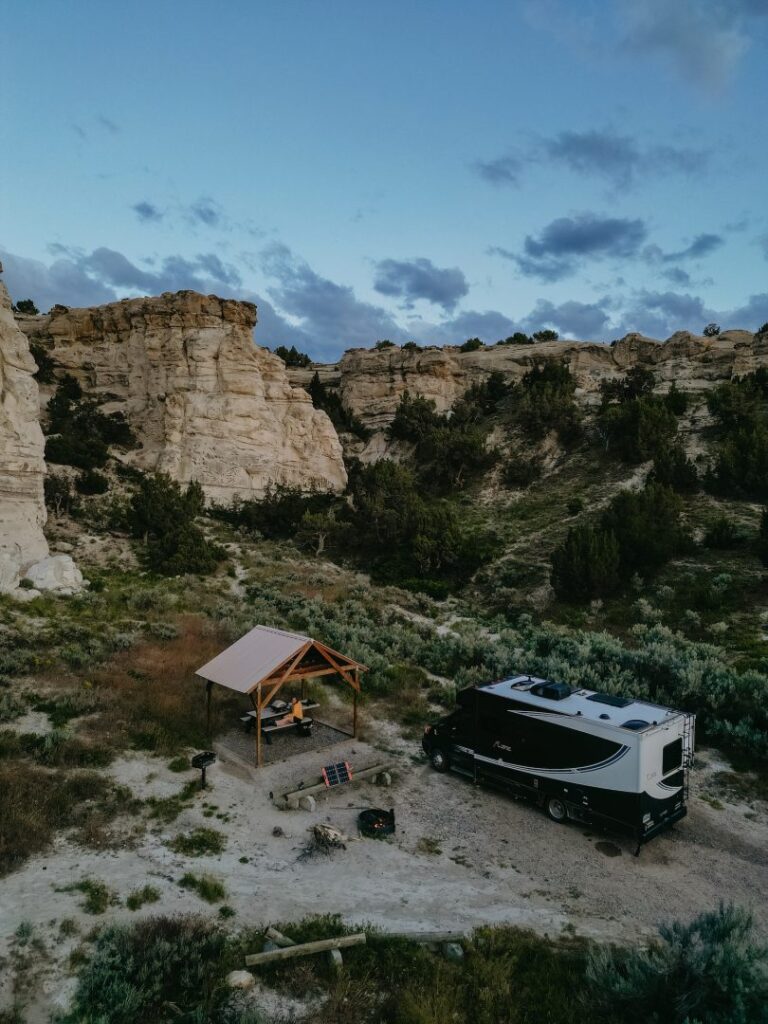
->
[[358, 808, 396, 838]]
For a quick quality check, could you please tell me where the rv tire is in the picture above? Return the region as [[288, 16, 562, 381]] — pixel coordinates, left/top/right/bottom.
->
[[545, 797, 568, 823], [429, 749, 450, 773]]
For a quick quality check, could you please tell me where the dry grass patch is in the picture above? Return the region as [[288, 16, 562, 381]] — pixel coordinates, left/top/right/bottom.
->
[[0, 765, 122, 876], [86, 615, 237, 754]]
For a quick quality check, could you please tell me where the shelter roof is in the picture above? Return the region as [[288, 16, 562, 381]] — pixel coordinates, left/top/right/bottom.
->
[[195, 624, 364, 694]]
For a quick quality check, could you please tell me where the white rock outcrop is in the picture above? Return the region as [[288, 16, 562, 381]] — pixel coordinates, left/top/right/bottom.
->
[[0, 282, 49, 591], [23, 553, 84, 594], [22, 291, 347, 502]]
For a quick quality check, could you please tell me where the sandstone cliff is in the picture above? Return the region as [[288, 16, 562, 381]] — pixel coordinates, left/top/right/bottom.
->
[[288, 328, 765, 433], [0, 282, 49, 590], [22, 292, 347, 501]]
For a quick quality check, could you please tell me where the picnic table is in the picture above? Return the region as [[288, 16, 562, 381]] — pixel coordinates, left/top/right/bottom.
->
[[241, 699, 319, 743]]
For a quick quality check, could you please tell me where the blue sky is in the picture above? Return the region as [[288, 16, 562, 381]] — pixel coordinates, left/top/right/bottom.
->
[[2, 0, 767, 359]]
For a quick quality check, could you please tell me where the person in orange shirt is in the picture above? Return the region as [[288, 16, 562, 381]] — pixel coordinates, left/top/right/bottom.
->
[[276, 697, 304, 727]]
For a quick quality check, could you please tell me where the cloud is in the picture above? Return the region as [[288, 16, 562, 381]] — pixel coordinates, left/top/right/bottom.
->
[[543, 130, 706, 188], [187, 196, 223, 228], [1, 249, 119, 311], [70, 114, 121, 142], [614, 287, 768, 337], [261, 243, 405, 355], [621, 0, 768, 90], [474, 129, 708, 191], [669, 233, 724, 260], [661, 267, 693, 286], [643, 232, 725, 270], [413, 309, 519, 348], [473, 154, 525, 187], [132, 200, 164, 223], [492, 213, 648, 281], [524, 0, 767, 91], [96, 114, 120, 134], [0, 245, 244, 312], [521, 298, 612, 339], [372, 257, 469, 312]]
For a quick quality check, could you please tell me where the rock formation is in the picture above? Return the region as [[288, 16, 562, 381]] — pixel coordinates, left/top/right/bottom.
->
[[0, 282, 49, 589], [288, 328, 766, 433], [21, 292, 347, 502], [0, 282, 82, 594]]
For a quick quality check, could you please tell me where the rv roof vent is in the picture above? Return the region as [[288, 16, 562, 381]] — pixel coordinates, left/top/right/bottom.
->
[[530, 681, 572, 701], [622, 719, 650, 731], [599, 713, 610, 720], [586, 693, 633, 708]]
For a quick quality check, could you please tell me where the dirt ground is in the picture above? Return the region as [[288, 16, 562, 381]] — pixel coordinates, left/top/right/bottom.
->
[[1, 728, 767, 1022]]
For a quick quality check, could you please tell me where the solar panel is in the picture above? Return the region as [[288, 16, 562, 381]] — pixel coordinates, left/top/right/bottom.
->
[[322, 761, 353, 787]]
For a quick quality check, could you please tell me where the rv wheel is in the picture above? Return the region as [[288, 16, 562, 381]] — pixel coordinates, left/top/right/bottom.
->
[[545, 797, 568, 823], [429, 749, 450, 773]]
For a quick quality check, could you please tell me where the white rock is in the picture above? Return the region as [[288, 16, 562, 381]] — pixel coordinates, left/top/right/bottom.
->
[[21, 291, 348, 502], [226, 970, 255, 990], [0, 284, 48, 592], [10, 586, 42, 602], [23, 554, 83, 592]]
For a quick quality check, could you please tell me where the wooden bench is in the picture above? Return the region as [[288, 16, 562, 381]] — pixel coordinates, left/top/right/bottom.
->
[[261, 717, 313, 744]]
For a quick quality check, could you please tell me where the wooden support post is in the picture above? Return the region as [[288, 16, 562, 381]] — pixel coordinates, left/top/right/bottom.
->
[[206, 680, 213, 736], [352, 684, 358, 738], [255, 687, 262, 768], [245, 933, 366, 968]]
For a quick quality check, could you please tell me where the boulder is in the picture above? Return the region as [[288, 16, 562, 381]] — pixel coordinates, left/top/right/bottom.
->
[[226, 970, 255, 990], [23, 554, 84, 592]]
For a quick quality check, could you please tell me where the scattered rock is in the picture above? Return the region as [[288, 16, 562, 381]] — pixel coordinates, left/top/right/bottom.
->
[[226, 970, 255, 990], [9, 586, 42, 602]]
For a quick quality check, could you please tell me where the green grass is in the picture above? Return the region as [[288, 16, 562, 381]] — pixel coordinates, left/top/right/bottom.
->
[[144, 780, 198, 823], [58, 878, 117, 915], [178, 873, 226, 903], [126, 885, 161, 911], [168, 827, 226, 857]]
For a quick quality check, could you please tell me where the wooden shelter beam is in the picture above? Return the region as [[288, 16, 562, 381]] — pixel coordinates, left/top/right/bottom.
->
[[313, 642, 361, 691], [261, 641, 313, 708]]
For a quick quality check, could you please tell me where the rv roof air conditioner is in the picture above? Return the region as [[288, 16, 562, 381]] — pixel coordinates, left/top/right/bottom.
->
[[530, 682, 572, 701]]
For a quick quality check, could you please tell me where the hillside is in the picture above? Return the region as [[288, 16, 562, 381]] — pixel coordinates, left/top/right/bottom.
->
[[1, 289, 768, 1022]]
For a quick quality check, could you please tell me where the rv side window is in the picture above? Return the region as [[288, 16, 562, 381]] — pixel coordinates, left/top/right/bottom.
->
[[662, 738, 683, 775]]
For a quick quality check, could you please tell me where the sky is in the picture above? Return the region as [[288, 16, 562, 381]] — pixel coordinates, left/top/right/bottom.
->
[[2, 0, 768, 360]]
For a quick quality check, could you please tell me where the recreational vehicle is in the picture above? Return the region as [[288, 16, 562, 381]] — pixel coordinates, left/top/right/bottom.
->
[[422, 675, 695, 848]]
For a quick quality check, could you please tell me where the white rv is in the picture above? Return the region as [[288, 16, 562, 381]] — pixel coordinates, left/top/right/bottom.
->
[[422, 675, 695, 848]]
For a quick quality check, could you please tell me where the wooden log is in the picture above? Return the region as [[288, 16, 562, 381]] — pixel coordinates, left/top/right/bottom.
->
[[245, 933, 366, 967], [281, 763, 393, 805], [265, 926, 296, 948]]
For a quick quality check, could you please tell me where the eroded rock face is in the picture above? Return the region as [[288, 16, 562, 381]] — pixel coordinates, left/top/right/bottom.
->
[[0, 282, 48, 590], [327, 329, 768, 431], [22, 291, 346, 501]]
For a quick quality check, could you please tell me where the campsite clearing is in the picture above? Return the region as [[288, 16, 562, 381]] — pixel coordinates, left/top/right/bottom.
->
[[0, 730, 766, 1021]]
